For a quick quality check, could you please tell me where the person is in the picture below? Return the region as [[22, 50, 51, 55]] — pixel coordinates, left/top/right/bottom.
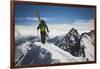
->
[[37, 20, 49, 44]]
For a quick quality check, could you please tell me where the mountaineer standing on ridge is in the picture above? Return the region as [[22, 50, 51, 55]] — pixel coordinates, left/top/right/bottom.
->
[[37, 20, 49, 44]]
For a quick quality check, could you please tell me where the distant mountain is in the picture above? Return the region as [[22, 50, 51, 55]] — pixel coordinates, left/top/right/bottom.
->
[[52, 28, 94, 59], [53, 28, 81, 56]]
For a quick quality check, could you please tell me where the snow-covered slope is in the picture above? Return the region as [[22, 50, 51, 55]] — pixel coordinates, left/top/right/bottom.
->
[[15, 41, 32, 63], [34, 42, 85, 63], [53, 28, 81, 56], [80, 30, 95, 61], [15, 41, 86, 66]]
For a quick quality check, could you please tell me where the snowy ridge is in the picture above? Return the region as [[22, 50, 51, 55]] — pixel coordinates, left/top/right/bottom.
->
[[53, 28, 81, 57], [34, 42, 85, 63], [16, 41, 86, 65]]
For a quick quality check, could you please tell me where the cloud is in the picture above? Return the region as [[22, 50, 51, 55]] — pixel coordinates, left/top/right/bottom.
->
[[15, 17, 55, 21], [15, 19, 94, 34], [15, 17, 24, 20], [72, 19, 94, 31], [47, 19, 94, 34]]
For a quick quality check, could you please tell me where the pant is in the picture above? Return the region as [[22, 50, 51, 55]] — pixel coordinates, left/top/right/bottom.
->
[[40, 32, 46, 44]]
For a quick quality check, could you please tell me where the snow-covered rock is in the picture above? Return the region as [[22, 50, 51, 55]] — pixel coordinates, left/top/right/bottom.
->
[[34, 42, 85, 63], [15, 41, 32, 63], [80, 30, 94, 61], [54, 28, 81, 57]]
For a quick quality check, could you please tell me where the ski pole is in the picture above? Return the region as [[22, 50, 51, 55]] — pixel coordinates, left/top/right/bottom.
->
[[37, 29, 39, 41], [47, 32, 50, 43], [45, 32, 49, 43]]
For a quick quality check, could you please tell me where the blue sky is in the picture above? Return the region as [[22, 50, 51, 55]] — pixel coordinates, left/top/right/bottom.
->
[[15, 3, 95, 26]]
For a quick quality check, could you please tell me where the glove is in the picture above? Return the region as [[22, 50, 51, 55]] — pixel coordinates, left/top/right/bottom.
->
[[37, 26, 39, 30]]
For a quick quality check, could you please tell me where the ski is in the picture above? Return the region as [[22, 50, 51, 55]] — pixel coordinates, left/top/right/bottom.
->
[[35, 10, 41, 24]]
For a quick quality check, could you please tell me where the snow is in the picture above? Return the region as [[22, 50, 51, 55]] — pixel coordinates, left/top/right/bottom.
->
[[80, 34, 94, 61], [70, 35, 75, 41], [34, 42, 85, 63], [15, 25, 37, 38], [15, 41, 32, 63], [18, 41, 31, 55], [16, 41, 86, 65]]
